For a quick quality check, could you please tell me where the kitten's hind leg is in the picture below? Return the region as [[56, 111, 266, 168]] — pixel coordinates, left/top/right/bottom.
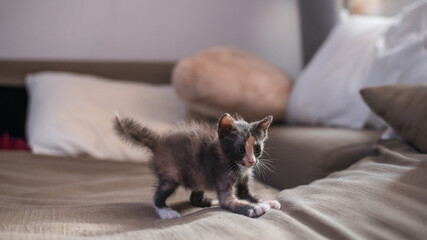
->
[[153, 180, 180, 219], [190, 191, 217, 208]]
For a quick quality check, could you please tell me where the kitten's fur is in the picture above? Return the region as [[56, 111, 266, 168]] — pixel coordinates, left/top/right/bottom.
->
[[115, 113, 280, 219]]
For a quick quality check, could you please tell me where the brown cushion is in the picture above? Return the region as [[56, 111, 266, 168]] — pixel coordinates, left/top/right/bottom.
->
[[360, 84, 427, 153], [261, 126, 381, 189], [172, 47, 293, 122]]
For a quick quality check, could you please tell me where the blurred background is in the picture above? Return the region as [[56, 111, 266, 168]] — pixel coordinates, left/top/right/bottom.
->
[[0, 0, 302, 78], [0, 0, 417, 80]]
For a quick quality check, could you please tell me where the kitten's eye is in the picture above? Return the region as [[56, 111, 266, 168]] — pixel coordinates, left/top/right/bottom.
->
[[236, 146, 245, 155], [254, 145, 261, 154]]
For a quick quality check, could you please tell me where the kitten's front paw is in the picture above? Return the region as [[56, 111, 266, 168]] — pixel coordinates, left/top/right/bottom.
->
[[257, 202, 271, 212], [248, 205, 268, 218], [155, 207, 181, 219], [264, 200, 281, 210]]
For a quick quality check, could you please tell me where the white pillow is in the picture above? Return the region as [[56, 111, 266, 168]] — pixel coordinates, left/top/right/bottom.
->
[[286, 15, 393, 128], [26, 72, 187, 162], [287, 1, 427, 129]]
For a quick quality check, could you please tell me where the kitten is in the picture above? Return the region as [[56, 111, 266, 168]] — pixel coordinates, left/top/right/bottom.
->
[[114, 113, 281, 219]]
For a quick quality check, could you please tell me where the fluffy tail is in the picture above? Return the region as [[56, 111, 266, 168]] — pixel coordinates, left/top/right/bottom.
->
[[114, 115, 159, 150]]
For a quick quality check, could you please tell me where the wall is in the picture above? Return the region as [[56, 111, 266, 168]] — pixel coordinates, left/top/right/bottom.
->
[[0, 0, 302, 78]]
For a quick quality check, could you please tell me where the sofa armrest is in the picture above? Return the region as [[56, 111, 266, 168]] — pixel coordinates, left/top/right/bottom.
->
[[260, 126, 381, 189]]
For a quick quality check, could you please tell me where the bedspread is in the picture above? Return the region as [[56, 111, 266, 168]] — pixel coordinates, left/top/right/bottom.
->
[[0, 140, 426, 240]]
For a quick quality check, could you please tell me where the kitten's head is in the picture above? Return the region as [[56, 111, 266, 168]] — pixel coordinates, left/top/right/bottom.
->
[[218, 113, 272, 168]]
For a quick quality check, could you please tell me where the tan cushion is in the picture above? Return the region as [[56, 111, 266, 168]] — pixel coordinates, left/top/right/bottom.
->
[[361, 84, 427, 153], [172, 47, 293, 122], [262, 126, 381, 189]]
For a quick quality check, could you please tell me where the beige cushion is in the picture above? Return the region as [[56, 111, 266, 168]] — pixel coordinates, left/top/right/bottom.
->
[[361, 84, 427, 153], [262, 126, 381, 189], [172, 47, 293, 121]]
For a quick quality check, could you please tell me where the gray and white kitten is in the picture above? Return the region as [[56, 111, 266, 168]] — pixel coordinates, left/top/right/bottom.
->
[[115, 113, 281, 219]]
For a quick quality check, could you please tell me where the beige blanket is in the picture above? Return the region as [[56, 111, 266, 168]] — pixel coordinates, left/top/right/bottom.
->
[[0, 140, 426, 240]]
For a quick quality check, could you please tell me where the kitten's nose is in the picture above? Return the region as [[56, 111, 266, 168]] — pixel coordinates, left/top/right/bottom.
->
[[247, 158, 256, 166], [244, 154, 256, 167]]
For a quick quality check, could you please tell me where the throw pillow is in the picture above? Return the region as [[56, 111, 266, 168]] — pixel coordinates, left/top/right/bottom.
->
[[172, 47, 293, 122], [360, 84, 427, 153]]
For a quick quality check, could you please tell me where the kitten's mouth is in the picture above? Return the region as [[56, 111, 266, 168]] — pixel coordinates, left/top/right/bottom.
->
[[236, 161, 250, 168]]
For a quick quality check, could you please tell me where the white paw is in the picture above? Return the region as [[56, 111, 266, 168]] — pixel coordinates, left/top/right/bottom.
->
[[155, 207, 181, 219], [265, 200, 281, 210], [211, 199, 219, 206], [248, 205, 267, 218], [257, 202, 271, 212]]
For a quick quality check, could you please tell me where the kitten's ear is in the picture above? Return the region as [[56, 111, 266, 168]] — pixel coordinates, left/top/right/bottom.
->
[[218, 113, 237, 139], [252, 115, 273, 138]]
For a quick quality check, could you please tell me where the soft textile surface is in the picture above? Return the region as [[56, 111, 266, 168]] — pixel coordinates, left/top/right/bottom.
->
[[288, 1, 427, 129], [264, 126, 381, 189], [1, 140, 427, 239], [361, 84, 427, 153], [26, 72, 186, 162], [0, 152, 278, 240], [172, 47, 293, 122], [277, 140, 427, 239]]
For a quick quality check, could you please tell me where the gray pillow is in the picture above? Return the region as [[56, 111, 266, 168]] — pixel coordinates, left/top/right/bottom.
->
[[360, 84, 427, 153]]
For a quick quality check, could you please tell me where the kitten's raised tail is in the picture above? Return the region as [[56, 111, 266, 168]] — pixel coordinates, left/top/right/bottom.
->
[[114, 115, 159, 150]]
